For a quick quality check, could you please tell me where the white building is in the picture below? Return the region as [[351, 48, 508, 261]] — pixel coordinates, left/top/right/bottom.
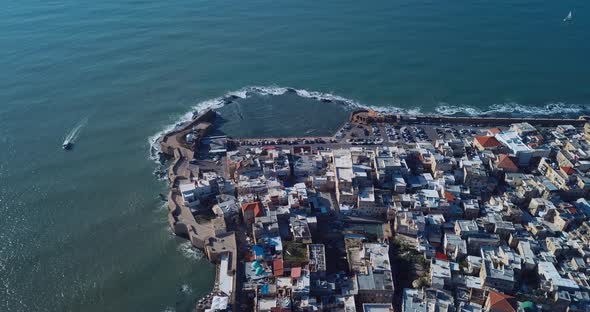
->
[[538, 261, 580, 292], [179, 183, 199, 208], [402, 288, 455, 312], [495, 131, 533, 166]]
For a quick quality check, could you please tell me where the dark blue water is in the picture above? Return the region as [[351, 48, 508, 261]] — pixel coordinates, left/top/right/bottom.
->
[[1, 0, 589, 311]]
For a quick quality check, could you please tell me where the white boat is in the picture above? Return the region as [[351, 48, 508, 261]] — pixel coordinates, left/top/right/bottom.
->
[[564, 11, 572, 22], [62, 140, 73, 150]]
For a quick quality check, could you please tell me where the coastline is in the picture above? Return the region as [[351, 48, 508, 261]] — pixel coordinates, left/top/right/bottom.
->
[[6, 0, 590, 309]]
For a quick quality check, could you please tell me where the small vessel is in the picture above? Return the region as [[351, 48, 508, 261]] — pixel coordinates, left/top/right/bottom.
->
[[62, 116, 88, 151], [62, 140, 73, 150], [564, 11, 572, 22]]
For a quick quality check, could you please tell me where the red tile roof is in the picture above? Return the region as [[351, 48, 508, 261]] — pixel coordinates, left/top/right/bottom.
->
[[435, 252, 448, 260], [497, 154, 519, 172], [475, 136, 502, 148], [487, 290, 516, 312], [444, 191, 456, 202], [241, 202, 263, 217], [291, 267, 302, 278], [489, 128, 503, 135], [561, 166, 576, 175], [273, 258, 284, 277]]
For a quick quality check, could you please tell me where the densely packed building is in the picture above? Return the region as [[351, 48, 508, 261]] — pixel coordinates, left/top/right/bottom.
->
[[172, 116, 590, 311]]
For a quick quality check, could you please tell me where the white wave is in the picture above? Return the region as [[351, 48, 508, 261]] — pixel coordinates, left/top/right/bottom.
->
[[256, 86, 289, 96], [488, 102, 587, 115], [148, 113, 193, 161], [180, 284, 193, 294], [148, 97, 229, 162], [227, 90, 248, 99], [295, 89, 311, 97], [435, 101, 589, 116], [177, 241, 204, 261], [435, 104, 484, 116], [193, 98, 226, 112], [162, 307, 175, 312]]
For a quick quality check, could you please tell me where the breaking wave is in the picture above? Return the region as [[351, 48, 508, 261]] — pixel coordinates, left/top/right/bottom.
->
[[148, 85, 589, 160], [435, 101, 589, 116], [177, 241, 204, 261], [180, 284, 192, 294]]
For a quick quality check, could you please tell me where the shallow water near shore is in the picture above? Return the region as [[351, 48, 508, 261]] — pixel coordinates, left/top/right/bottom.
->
[[1, 0, 590, 311]]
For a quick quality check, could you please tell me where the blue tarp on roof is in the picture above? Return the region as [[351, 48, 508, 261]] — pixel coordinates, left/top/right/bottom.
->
[[252, 245, 264, 256], [261, 284, 270, 295]]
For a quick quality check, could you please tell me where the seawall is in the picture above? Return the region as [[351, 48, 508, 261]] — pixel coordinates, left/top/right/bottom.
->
[[349, 108, 589, 127], [408, 115, 587, 126], [160, 109, 216, 156]]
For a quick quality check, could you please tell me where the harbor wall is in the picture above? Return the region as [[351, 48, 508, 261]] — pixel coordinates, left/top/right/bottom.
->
[[408, 115, 588, 127], [349, 109, 589, 127]]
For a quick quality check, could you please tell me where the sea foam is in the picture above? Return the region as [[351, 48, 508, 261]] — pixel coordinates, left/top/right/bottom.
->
[[177, 241, 204, 261], [435, 101, 588, 116]]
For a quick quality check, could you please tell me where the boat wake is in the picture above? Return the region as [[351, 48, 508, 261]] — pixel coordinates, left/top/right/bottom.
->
[[64, 117, 89, 146], [148, 85, 590, 161]]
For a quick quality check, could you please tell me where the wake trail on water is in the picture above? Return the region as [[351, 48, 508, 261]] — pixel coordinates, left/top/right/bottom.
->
[[64, 116, 89, 143], [148, 85, 590, 161]]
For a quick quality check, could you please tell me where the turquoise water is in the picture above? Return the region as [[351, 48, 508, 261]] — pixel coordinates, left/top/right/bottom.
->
[[1, 0, 589, 311]]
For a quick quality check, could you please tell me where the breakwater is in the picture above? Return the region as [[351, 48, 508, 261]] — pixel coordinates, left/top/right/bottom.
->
[[407, 115, 587, 126], [350, 108, 588, 127]]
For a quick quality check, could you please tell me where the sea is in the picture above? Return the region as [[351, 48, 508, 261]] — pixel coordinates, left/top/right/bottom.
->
[[1, 0, 589, 311]]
